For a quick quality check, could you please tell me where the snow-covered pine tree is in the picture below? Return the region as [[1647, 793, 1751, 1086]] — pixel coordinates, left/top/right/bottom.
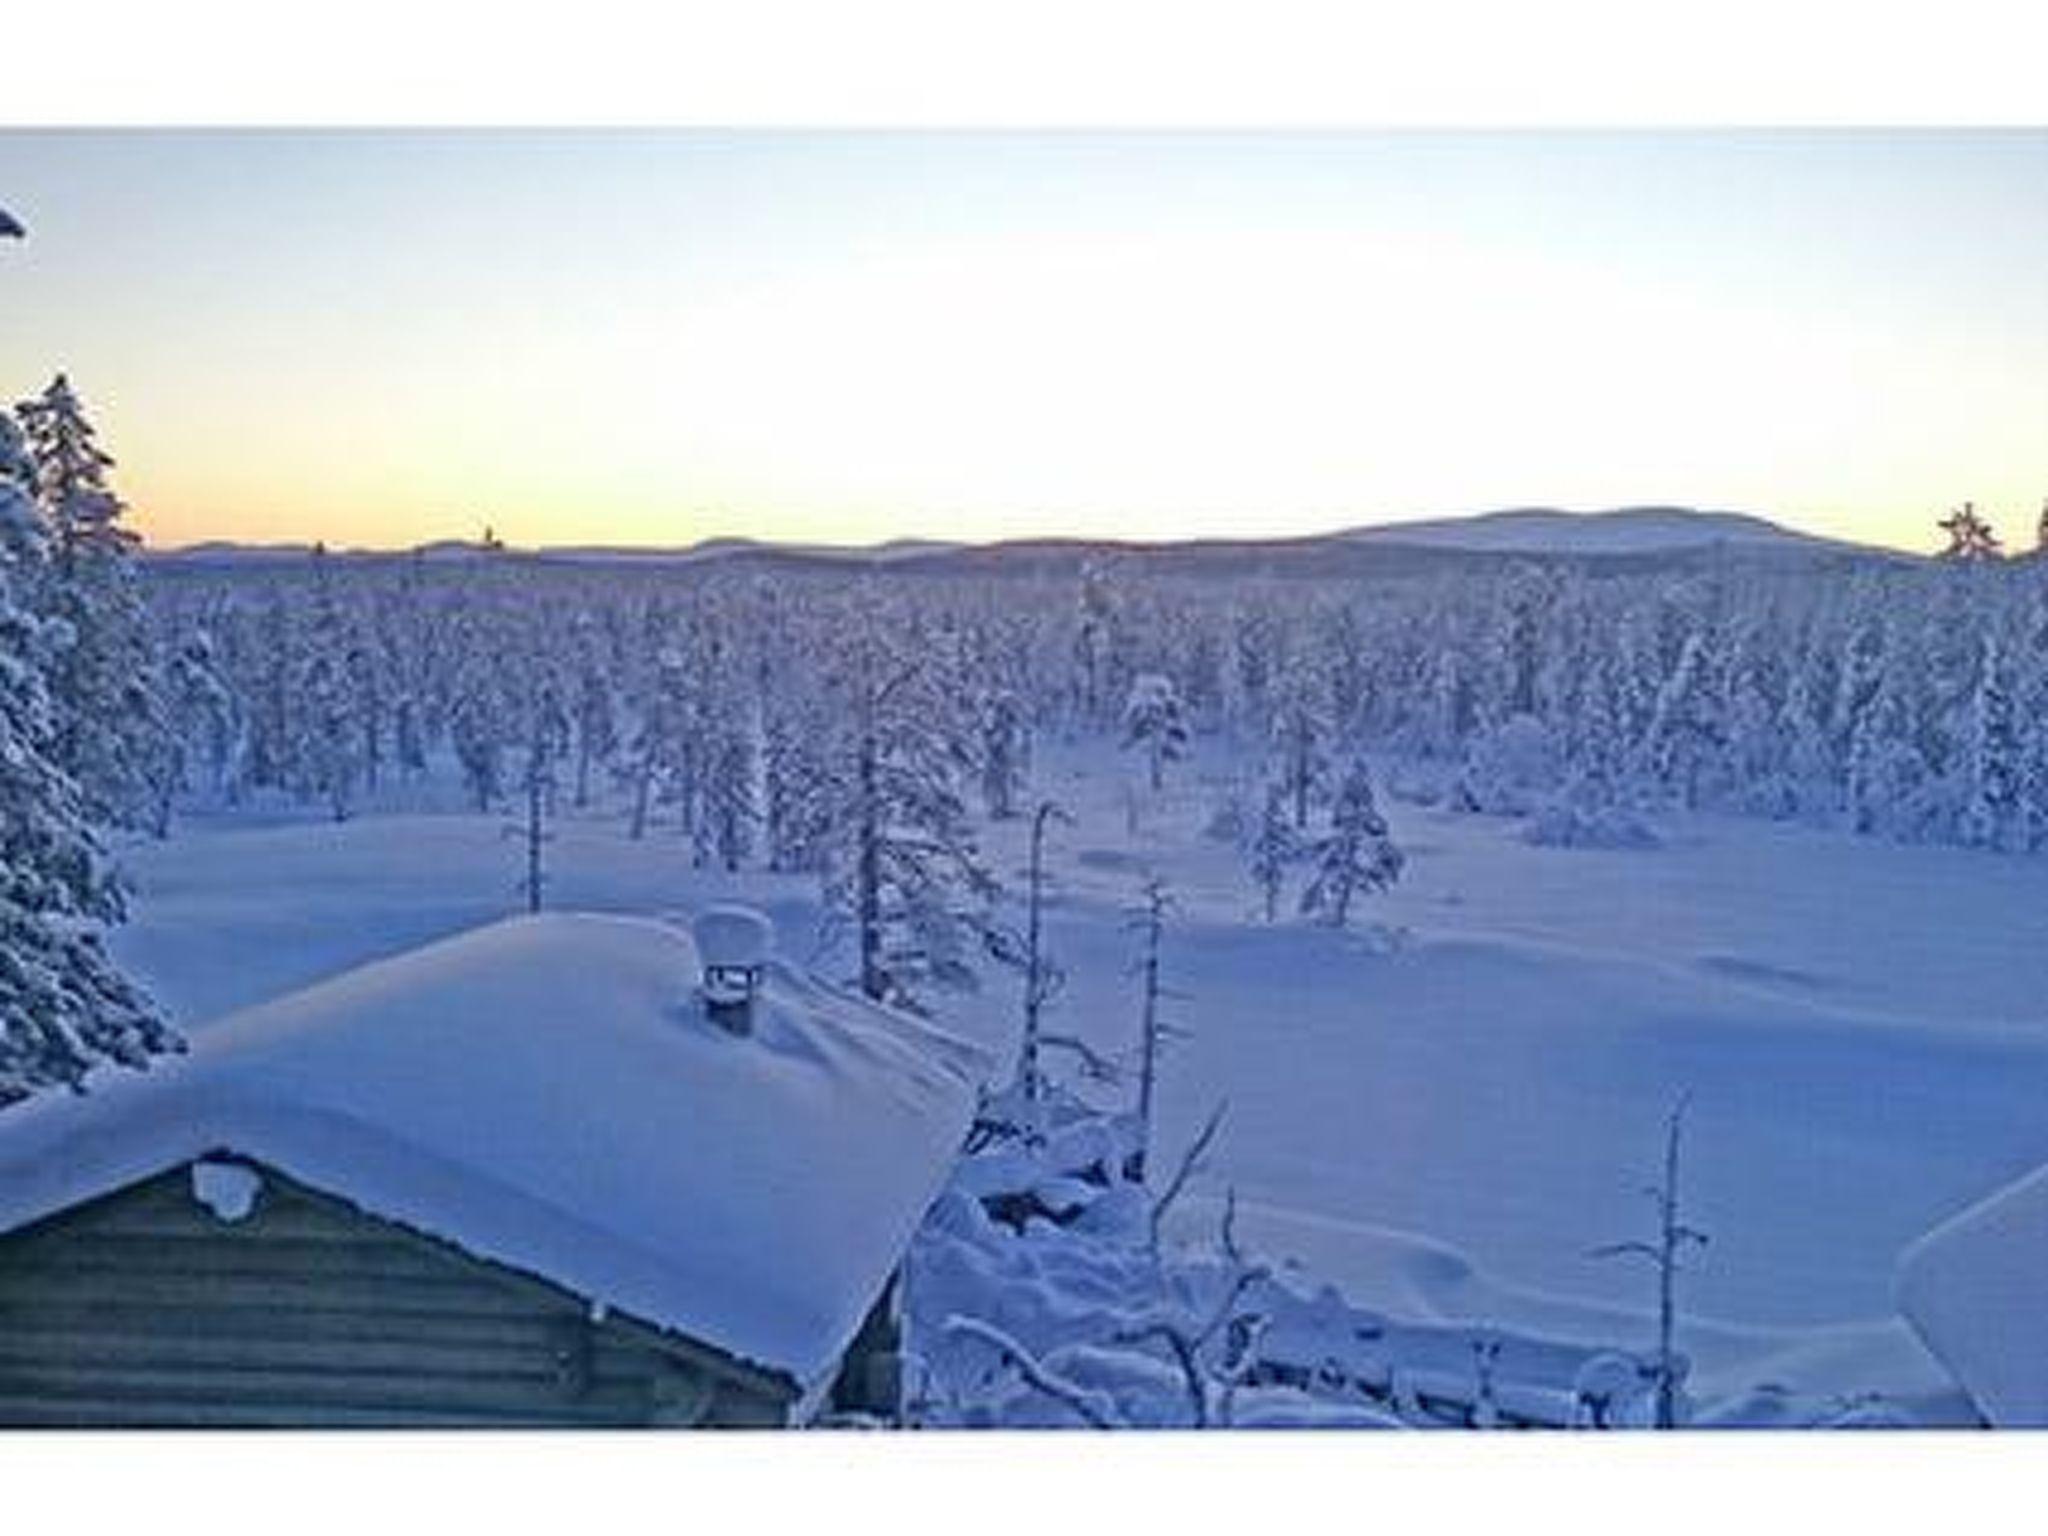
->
[[1937, 501, 2002, 562], [625, 642, 687, 841], [1122, 672, 1189, 792], [16, 375, 132, 563], [449, 649, 511, 814], [1246, 782, 1296, 923], [978, 686, 1030, 821], [1958, 633, 2024, 851], [762, 687, 830, 873], [1072, 558, 1118, 728], [239, 591, 295, 794], [1299, 757, 1403, 927], [817, 612, 1000, 1011], [0, 406, 178, 1101], [697, 684, 759, 874], [1639, 629, 1724, 810], [0, 410, 43, 567], [151, 625, 236, 834], [1266, 669, 1332, 830], [514, 675, 571, 913], [346, 609, 386, 796], [568, 613, 619, 810], [292, 553, 363, 821], [15, 375, 169, 830]]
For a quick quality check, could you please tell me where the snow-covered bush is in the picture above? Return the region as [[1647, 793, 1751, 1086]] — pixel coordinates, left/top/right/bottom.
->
[[908, 1093, 1690, 1430], [1452, 713, 1563, 816], [1121, 672, 1189, 792], [1383, 763, 1446, 808], [1524, 798, 1661, 851], [1525, 769, 1661, 851]]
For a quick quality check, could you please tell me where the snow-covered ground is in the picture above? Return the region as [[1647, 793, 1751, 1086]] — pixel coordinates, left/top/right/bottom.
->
[[108, 741, 2048, 1422]]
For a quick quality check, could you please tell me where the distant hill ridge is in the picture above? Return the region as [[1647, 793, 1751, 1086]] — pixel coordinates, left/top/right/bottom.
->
[[1337, 505, 1845, 555], [148, 506, 1911, 575]]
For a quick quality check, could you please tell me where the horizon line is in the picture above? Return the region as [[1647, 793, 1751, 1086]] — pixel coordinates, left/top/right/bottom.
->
[[138, 504, 1949, 562]]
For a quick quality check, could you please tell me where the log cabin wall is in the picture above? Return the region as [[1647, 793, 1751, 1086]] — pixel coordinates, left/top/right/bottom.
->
[[0, 1159, 795, 1428]]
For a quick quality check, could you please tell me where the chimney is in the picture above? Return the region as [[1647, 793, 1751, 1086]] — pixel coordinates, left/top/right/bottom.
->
[[694, 904, 772, 1035]]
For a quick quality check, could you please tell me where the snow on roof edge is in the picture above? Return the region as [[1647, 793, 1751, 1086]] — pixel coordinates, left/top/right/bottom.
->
[[1894, 1160, 2048, 1427]]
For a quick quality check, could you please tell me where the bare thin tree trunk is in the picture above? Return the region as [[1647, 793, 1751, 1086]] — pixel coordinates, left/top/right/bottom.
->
[[857, 722, 884, 1003], [1133, 876, 1167, 1182], [525, 757, 546, 914], [629, 751, 655, 840], [1592, 1093, 1704, 1430], [1652, 1098, 1690, 1429], [1019, 799, 1059, 1104]]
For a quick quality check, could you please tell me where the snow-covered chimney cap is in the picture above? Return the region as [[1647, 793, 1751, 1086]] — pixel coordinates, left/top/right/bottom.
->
[[694, 905, 773, 971]]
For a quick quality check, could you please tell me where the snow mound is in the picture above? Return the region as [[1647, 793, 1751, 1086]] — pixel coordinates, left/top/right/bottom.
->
[[1896, 1162, 2048, 1426], [190, 1157, 263, 1223], [0, 913, 988, 1390]]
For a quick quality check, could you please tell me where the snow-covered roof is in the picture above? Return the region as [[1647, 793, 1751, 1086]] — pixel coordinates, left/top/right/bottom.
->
[[1896, 1163, 2048, 1427], [0, 913, 988, 1390]]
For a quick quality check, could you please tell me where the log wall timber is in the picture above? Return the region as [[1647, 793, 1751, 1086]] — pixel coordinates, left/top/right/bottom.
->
[[0, 1158, 797, 1428]]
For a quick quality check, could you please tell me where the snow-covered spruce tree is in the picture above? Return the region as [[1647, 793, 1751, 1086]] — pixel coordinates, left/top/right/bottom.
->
[[449, 651, 511, 814], [625, 642, 688, 841], [1957, 632, 2024, 852], [1937, 501, 2002, 562], [513, 676, 571, 914], [1245, 782, 1296, 923], [568, 613, 619, 810], [0, 407, 178, 1101], [1637, 628, 1724, 811], [977, 686, 1030, 821], [696, 687, 759, 874], [1122, 672, 1189, 793], [150, 625, 235, 834], [762, 687, 831, 873], [345, 607, 386, 796], [1266, 669, 1332, 830], [15, 375, 169, 830], [1299, 758, 1403, 928], [1072, 557, 1120, 728], [817, 614, 1000, 1012], [239, 590, 296, 794], [291, 554, 363, 821]]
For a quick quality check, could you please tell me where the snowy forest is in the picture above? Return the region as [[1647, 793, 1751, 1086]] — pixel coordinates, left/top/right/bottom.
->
[[7, 374, 2048, 1429], [132, 499, 2048, 875]]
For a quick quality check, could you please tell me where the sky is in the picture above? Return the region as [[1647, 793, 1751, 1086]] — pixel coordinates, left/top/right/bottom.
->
[[0, 128, 2043, 554]]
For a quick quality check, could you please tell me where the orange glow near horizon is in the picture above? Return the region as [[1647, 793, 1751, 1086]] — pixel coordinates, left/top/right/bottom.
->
[[3, 130, 2043, 558]]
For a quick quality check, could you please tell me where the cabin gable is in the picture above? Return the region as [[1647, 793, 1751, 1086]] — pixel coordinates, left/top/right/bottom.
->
[[0, 1156, 796, 1428]]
